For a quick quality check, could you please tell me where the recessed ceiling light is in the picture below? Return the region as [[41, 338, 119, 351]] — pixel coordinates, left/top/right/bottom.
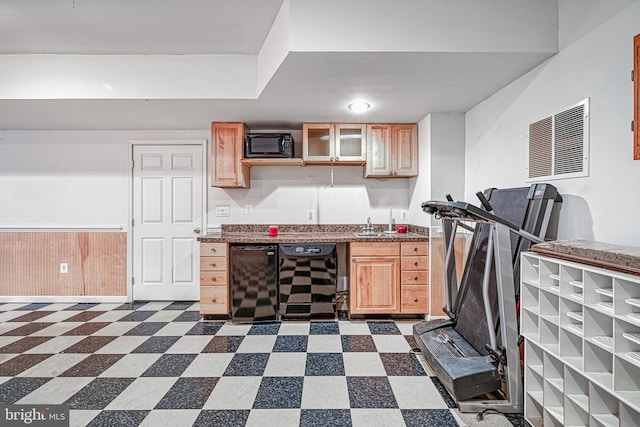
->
[[347, 100, 371, 113]]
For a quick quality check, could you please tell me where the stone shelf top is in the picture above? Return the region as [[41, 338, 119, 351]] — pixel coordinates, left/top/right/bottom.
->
[[531, 239, 640, 277]]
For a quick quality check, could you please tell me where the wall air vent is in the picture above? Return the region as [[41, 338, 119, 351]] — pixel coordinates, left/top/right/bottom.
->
[[527, 98, 589, 181]]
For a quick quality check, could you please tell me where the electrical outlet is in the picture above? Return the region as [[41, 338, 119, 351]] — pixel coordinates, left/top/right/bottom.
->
[[400, 210, 408, 221], [307, 210, 315, 221], [245, 204, 253, 215], [60, 263, 68, 274], [215, 205, 230, 217]]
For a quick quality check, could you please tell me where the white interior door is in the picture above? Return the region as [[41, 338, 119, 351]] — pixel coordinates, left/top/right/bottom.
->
[[132, 144, 203, 301]]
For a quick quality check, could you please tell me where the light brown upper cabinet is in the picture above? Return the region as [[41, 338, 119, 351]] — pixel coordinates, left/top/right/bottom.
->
[[302, 123, 366, 164], [211, 122, 250, 188], [365, 124, 418, 177], [634, 33, 639, 160]]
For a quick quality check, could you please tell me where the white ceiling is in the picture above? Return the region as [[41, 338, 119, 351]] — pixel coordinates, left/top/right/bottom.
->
[[0, 0, 557, 130]]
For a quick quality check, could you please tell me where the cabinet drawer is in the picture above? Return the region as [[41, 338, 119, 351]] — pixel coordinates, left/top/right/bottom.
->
[[402, 286, 429, 313], [351, 242, 400, 257], [200, 242, 227, 257], [200, 256, 227, 271], [401, 271, 429, 285], [200, 286, 228, 314], [401, 242, 428, 256], [401, 256, 428, 271], [200, 271, 228, 286]]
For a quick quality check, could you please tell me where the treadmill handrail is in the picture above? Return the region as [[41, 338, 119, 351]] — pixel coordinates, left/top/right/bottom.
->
[[422, 200, 544, 244]]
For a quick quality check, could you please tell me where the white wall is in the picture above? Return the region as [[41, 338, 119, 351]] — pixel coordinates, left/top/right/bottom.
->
[[0, 130, 206, 230], [465, 1, 640, 246]]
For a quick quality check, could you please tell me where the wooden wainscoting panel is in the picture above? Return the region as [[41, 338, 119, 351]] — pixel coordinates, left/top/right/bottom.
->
[[0, 232, 126, 296]]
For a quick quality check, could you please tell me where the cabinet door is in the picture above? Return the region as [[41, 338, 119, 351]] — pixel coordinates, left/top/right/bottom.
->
[[303, 123, 334, 161], [335, 124, 366, 161], [350, 256, 400, 314], [393, 124, 418, 177], [212, 122, 249, 188], [365, 124, 393, 176]]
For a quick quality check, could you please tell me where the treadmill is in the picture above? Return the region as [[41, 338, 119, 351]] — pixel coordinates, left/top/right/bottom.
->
[[414, 184, 561, 413]]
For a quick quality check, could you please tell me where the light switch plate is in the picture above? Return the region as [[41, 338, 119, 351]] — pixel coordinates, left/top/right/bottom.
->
[[215, 205, 230, 217]]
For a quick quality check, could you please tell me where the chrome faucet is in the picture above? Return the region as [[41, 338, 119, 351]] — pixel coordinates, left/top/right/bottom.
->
[[362, 217, 374, 234]]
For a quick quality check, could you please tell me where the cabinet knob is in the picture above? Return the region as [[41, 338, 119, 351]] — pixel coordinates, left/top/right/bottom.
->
[[210, 248, 217, 253], [414, 247, 419, 252], [211, 277, 216, 282], [210, 263, 216, 268], [414, 262, 419, 267], [413, 298, 418, 302], [414, 276, 419, 281], [211, 298, 216, 303]]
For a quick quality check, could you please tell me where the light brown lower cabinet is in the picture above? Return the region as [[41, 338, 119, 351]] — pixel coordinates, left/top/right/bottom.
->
[[349, 241, 428, 315], [199, 242, 229, 315]]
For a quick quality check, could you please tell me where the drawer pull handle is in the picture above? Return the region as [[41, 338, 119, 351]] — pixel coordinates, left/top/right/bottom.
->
[[211, 277, 216, 282], [210, 263, 216, 268], [211, 298, 216, 303]]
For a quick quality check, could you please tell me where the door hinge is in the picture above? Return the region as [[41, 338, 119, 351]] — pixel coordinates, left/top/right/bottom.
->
[[132, 218, 135, 226], [633, 120, 635, 132], [632, 69, 635, 82], [132, 277, 135, 285], [131, 159, 135, 169]]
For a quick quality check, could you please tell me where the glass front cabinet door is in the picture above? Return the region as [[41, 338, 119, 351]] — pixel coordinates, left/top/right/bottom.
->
[[303, 123, 366, 163]]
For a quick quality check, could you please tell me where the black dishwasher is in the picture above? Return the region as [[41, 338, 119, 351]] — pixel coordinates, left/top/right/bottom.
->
[[278, 243, 337, 319], [230, 244, 278, 323]]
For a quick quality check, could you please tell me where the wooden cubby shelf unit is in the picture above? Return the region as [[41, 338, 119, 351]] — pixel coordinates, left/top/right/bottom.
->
[[521, 252, 640, 427]]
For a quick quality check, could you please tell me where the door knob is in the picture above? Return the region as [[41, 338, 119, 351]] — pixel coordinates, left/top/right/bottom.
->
[[194, 228, 201, 234]]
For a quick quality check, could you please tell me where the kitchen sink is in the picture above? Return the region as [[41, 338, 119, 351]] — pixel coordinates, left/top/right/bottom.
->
[[352, 232, 393, 238]]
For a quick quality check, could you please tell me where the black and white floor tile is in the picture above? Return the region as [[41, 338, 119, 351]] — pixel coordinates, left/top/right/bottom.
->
[[0, 302, 523, 426]]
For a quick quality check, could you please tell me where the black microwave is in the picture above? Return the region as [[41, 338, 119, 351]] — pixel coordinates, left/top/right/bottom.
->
[[244, 133, 294, 158]]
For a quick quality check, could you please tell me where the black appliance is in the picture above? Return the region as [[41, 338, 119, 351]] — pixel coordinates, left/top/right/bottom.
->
[[244, 133, 294, 158], [278, 243, 337, 319], [230, 244, 278, 323]]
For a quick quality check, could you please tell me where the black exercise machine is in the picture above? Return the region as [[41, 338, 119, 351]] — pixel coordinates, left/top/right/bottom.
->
[[414, 184, 562, 413]]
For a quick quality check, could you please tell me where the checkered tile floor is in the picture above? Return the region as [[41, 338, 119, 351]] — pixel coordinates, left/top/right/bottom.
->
[[0, 302, 524, 426]]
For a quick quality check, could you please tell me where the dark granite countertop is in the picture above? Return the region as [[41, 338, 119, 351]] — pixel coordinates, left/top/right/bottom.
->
[[531, 239, 640, 276], [198, 224, 428, 244]]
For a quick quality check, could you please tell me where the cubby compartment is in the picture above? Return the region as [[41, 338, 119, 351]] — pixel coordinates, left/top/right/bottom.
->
[[521, 307, 540, 341], [521, 281, 540, 313], [560, 296, 583, 336], [584, 307, 614, 351], [615, 318, 640, 367], [539, 259, 560, 293], [521, 254, 541, 287], [584, 340, 613, 388], [560, 327, 583, 369], [540, 316, 560, 353], [615, 278, 640, 325], [619, 403, 640, 427], [540, 288, 560, 324], [590, 383, 619, 427], [543, 381, 565, 425], [564, 394, 589, 427], [585, 270, 614, 313], [614, 356, 640, 404], [561, 264, 584, 301]]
